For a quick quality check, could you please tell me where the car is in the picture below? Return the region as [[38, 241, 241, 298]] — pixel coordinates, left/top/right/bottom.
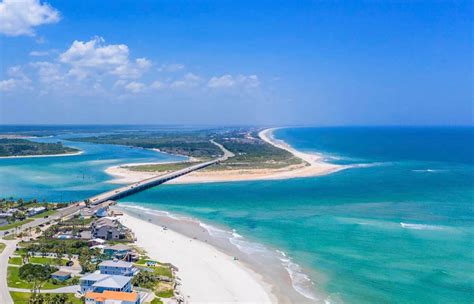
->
[[66, 260, 74, 266]]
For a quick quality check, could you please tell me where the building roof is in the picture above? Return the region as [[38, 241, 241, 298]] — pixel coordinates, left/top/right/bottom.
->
[[51, 270, 71, 277], [80, 273, 110, 282], [92, 275, 131, 289], [85, 290, 138, 302], [99, 260, 133, 268], [104, 244, 131, 251], [80, 273, 131, 289]]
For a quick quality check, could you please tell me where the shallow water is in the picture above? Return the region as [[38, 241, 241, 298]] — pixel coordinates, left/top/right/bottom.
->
[[1, 126, 473, 303]]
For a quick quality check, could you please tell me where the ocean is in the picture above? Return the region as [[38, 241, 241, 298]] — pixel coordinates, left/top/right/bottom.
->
[[1, 126, 473, 303]]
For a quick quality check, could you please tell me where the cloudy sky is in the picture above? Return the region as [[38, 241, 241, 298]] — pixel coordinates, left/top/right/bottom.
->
[[0, 0, 472, 125]]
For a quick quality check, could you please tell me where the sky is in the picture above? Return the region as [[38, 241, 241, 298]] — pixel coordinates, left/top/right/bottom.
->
[[0, 0, 472, 125]]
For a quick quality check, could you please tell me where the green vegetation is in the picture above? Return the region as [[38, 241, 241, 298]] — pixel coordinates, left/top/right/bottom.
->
[[29, 257, 68, 266], [150, 298, 164, 304], [72, 131, 222, 158], [10, 291, 81, 304], [0, 219, 34, 231], [128, 162, 195, 172], [9, 256, 23, 265], [0, 138, 79, 157], [8, 265, 72, 290], [30, 209, 56, 219], [156, 289, 174, 298], [0, 242, 5, 253]]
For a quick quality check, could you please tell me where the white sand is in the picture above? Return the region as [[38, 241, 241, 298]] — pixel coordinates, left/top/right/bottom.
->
[[0, 150, 83, 159], [118, 213, 276, 303], [105, 128, 344, 185]]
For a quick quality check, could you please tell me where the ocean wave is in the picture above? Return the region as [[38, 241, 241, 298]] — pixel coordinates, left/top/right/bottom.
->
[[412, 169, 442, 173], [276, 250, 318, 301], [400, 222, 444, 230], [121, 203, 318, 302], [120, 203, 181, 220]]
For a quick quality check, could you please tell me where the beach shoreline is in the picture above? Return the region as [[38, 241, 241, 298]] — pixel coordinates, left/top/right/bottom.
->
[[0, 150, 84, 159], [105, 127, 344, 185], [115, 205, 319, 303], [115, 207, 281, 303]]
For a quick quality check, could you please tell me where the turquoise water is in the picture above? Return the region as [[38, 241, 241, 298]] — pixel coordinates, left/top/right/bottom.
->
[[1, 126, 473, 303]]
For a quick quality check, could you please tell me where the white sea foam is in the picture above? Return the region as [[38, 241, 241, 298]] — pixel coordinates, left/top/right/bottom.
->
[[119, 203, 318, 302], [276, 250, 318, 301], [400, 222, 444, 230], [412, 168, 448, 173]]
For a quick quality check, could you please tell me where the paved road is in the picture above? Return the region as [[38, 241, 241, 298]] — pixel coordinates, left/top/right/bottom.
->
[[9, 285, 79, 293], [88, 140, 234, 205], [0, 203, 83, 238], [0, 240, 19, 304]]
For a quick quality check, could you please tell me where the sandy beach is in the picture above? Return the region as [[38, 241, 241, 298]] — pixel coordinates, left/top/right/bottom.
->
[[117, 212, 277, 303], [105, 128, 344, 184], [0, 150, 83, 159]]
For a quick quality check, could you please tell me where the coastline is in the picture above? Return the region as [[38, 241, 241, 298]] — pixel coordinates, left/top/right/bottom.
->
[[116, 205, 319, 303], [0, 150, 83, 159], [105, 127, 344, 184], [115, 207, 280, 303]]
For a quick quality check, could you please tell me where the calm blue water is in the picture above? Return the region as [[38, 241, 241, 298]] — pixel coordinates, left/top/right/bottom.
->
[[1, 126, 473, 303]]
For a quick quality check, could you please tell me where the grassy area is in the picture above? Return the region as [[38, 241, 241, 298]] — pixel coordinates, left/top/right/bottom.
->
[[0, 219, 34, 231], [31, 209, 56, 219], [3, 234, 17, 240], [150, 298, 164, 304], [7, 267, 71, 289], [128, 161, 196, 173], [156, 289, 174, 298], [0, 242, 5, 253], [153, 266, 173, 278], [8, 256, 22, 265], [29, 257, 68, 266], [10, 292, 82, 304]]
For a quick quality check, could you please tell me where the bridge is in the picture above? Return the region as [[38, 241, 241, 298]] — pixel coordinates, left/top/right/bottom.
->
[[88, 140, 234, 205]]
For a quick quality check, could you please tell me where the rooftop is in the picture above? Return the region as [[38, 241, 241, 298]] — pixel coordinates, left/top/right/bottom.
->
[[51, 270, 71, 277], [85, 290, 138, 302], [80, 273, 132, 289], [105, 244, 131, 251]]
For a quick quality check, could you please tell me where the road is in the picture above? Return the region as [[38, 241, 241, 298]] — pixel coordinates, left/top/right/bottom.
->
[[88, 139, 234, 205], [0, 240, 19, 304]]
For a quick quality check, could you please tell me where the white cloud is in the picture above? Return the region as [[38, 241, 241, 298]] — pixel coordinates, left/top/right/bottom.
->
[[170, 73, 202, 88], [0, 66, 31, 91], [208, 74, 260, 89], [29, 50, 50, 57], [150, 80, 164, 90], [124, 81, 145, 93], [0, 0, 60, 36], [30, 61, 63, 84], [59, 36, 151, 79], [0, 78, 17, 91], [158, 63, 185, 72]]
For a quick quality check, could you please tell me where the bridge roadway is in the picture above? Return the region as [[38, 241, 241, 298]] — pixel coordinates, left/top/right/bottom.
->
[[88, 140, 234, 205]]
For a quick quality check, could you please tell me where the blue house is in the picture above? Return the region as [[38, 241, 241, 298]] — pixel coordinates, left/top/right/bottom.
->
[[51, 270, 71, 282], [79, 273, 132, 294], [99, 260, 137, 277]]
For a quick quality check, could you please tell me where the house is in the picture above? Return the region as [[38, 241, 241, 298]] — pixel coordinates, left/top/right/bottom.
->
[[27, 206, 46, 216], [103, 244, 132, 259], [85, 290, 140, 304], [79, 273, 132, 294], [0, 212, 13, 218], [99, 260, 137, 277], [51, 270, 71, 282], [92, 218, 126, 240]]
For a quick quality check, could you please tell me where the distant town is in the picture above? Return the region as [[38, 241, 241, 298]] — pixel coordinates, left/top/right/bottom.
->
[[0, 198, 176, 304]]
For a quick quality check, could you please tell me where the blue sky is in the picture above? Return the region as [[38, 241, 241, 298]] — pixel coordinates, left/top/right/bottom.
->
[[0, 0, 472, 125]]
